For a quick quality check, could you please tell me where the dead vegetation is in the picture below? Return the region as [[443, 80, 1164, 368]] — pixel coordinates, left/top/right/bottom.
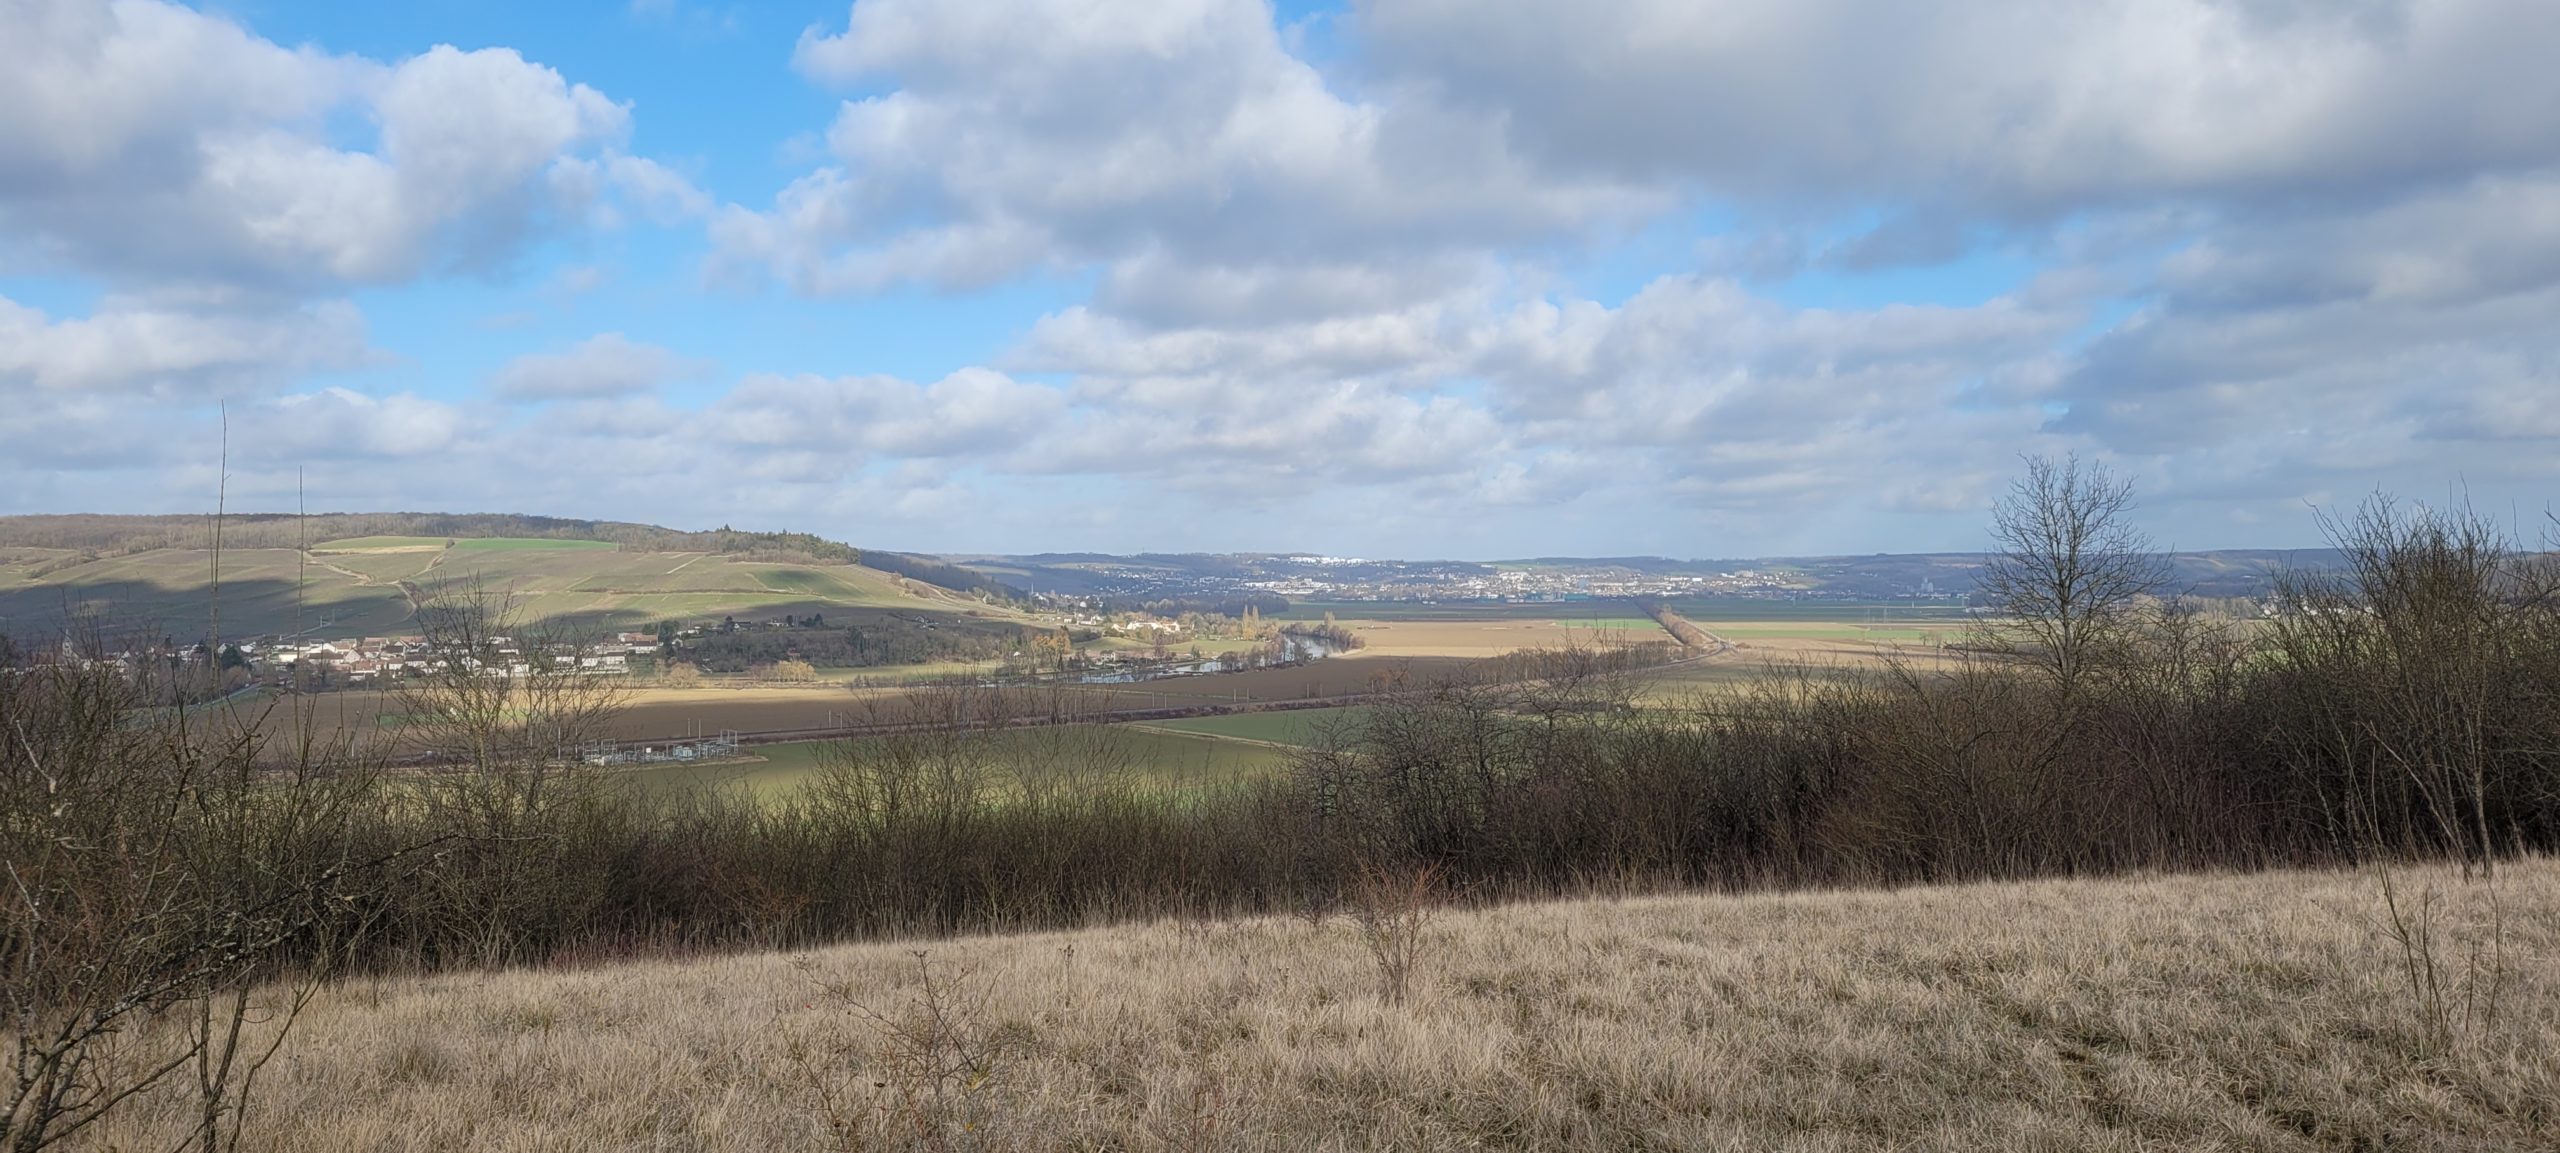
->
[[61, 860, 2560, 1152]]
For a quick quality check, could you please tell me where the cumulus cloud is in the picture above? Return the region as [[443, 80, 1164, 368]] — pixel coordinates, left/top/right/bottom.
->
[[258, 388, 472, 460], [714, 0, 1646, 301], [712, 368, 1067, 459], [14, 0, 2560, 557], [1356, 0, 2560, 221], [0, 0, 687, 290], [488, 333, 714, 401], [0, 293, 368, 397]]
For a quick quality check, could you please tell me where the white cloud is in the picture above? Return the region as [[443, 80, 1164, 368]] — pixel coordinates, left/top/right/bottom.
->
[[1357, 0, 2560, 221], [0, 0, 659, 289], [13, 0, 2560, 557], [488, 333, 713, 400], [260, 388, 471, 459], [712, 368, 1067, 459], [0, 293, 367, 396], [716, 0, 1647, 299]]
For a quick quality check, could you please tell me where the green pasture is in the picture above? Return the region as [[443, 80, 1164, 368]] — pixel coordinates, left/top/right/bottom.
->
[[610, 725, 1292, 800], [314, 536, 617, 553], [1134, 705, 1368, 747], [1664, 597, 1972, 623]]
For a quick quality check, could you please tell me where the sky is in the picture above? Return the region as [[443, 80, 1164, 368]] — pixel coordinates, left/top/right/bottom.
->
[[4, 0, 2558, 560]]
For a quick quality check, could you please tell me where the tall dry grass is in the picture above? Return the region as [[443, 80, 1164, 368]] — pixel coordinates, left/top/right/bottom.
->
[[72, 860, 2560, 1152]]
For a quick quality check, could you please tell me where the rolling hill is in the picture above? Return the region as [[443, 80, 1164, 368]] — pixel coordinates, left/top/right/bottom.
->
[[0, 515, 1026, 640]]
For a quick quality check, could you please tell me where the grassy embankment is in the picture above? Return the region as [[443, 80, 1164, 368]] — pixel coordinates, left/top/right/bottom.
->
[[73, 860, 2560, 1151]]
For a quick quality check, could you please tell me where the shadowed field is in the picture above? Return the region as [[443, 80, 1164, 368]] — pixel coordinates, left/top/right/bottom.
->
[[74, 861, 2560, 1151], [0, 541, 1017, 638], [1134, 704, 1369, 746]]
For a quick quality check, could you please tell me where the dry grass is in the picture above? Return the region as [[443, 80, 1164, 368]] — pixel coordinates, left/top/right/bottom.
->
[[73, 861, 2560, 1151]]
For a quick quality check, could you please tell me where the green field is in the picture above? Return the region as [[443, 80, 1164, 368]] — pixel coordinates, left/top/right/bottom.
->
[[1, 543, 1016, 639], [1134, 705, 1368, 747], [314, 536, 619, 553], [1666, 597, 1972, 623], [613, 725, 1293, 798]]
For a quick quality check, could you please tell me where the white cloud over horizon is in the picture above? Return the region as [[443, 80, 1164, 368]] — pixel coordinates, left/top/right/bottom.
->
[[5, 0, 2559, 559]]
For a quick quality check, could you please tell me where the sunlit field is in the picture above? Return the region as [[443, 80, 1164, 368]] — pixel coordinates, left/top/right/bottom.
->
[[610, 727, 1295, 799], [74, 861, 2560, 1152]]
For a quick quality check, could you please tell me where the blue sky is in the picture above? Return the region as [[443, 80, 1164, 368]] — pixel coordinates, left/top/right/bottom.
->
[[6, 0, 2559, 559]]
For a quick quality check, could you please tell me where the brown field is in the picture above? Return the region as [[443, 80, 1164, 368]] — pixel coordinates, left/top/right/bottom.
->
[[77, 860, 2560, 1151], [1078, 655, 1486, 707]]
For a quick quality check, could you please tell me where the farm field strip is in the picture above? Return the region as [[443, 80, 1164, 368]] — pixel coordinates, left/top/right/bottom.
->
[[1131, 705, 1369, 747], [312, 536, 618, 552], [612, 726, 1293, 798]]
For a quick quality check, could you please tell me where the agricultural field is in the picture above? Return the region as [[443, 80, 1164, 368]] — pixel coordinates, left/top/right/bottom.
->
[[0, 540, 1021, 639], [1134, 705, 1368, 747], [612, 725, 1295, 799], [312, 536, 620, 553], [1331, 617, 1662, 658], [0, 547, 415, 637], [77, 860, 2560, 1151], [1659, 596, 1972, 623]]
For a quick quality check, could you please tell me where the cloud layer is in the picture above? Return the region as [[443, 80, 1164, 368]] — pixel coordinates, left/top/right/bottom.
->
[[7, 0, 2559, 556]]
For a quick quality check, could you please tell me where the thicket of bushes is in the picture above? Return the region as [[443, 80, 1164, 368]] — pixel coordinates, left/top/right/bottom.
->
[[6, 490, 2558, 1147], [674, 615, 1030, 673]]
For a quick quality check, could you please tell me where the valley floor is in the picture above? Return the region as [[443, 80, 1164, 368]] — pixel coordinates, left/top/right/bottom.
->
[[83, 861, 2560, 1151]]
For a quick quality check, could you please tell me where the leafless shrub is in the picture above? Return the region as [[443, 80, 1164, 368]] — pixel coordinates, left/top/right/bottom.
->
[[1346, 861, 1443, 1006], [2373, 867, 2512, 1057], [1, 658, 396, 1152], [784, 952, 1030, 1151]]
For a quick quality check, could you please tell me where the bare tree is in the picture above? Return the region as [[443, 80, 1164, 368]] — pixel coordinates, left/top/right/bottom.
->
[[395, 576, 628, 780], [1976, 454, 2169, 697], [3, 657, 389, 1153], [390, 577, 630, 964]]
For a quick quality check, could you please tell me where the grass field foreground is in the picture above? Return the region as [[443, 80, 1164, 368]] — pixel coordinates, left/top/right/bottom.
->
[[76, 861, 2560, 1151]]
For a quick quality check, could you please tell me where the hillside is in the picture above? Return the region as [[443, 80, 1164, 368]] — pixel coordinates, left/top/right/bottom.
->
[[70, 861, 2560, 1151], [0, 515, 1025, 638]]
